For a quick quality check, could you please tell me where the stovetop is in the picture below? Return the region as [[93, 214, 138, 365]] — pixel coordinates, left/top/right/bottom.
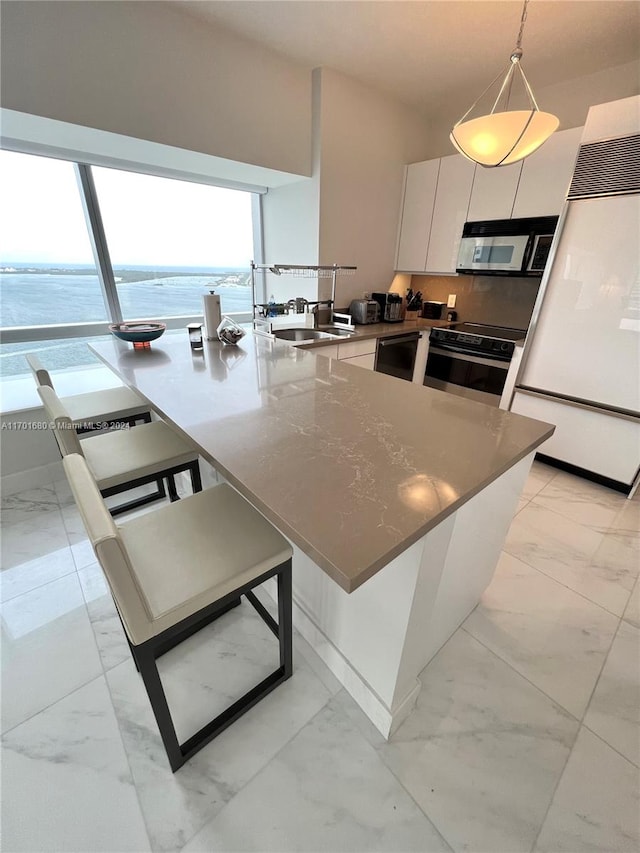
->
[[449, 323, 527, 343]]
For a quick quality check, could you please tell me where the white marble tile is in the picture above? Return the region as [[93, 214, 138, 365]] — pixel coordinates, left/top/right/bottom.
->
[[584, 621, 640, 766], [1, 573, 103, 733], [464, 551, 619, 717], [519, 461, 558, 501], [534, 727, 640, 853], [1, 485, 60, 526], [71, 536, 97, 571], [515, 497, 529, 515], [181, 698, 451, 853], [505, 501, 639, 616], [106, 602, 333, 852], [77, 562, 131, 672], [1, 676, 151, 853], [0, 543, 76, 603], [533, 471, 640, 548], [623, 578, 640, 629], [0, 508, 70, 570], [377, 629, 577, 853], [53, 476, 75, 507], [60, 501, 88, 545], [253, 583, 343, 696], [158, 601, 281, 742]]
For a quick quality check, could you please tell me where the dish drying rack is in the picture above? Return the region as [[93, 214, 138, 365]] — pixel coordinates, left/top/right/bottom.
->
[[251, 262, 357, 336]]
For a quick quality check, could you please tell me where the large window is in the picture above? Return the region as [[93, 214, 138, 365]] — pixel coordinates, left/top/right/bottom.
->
[[0, 150, 259, 378], [92, 167, 253, 318], [0, 151, 105, 327]]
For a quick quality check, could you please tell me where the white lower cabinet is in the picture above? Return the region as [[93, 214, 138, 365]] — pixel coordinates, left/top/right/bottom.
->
[[312, 338, 377, 367], [337, 339, 377, 360], [312, 344, 339, 360], [340, 352, 376, 370]]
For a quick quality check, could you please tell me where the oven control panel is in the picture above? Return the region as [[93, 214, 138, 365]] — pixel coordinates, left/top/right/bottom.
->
[[430, 327, 517, 360]]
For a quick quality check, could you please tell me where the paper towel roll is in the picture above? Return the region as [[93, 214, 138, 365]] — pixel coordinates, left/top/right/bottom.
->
[[203, 291, 222, 340]]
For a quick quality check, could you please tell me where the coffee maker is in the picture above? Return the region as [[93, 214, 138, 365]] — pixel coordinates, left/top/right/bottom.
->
[[371, 292, 403, 322]]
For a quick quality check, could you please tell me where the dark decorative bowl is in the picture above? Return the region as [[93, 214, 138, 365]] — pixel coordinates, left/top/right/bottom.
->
[[109, 322, 166, 348]]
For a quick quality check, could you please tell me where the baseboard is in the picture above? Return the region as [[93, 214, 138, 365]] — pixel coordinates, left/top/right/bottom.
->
[[263, 576, 420, 739], [0, 461, 64, 496]]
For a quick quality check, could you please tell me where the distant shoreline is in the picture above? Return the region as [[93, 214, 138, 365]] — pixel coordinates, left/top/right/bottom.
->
[[0, 265, 252, 285]]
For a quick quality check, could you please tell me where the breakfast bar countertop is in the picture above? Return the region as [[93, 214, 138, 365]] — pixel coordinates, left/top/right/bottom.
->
[[90, 332, 553, 593]]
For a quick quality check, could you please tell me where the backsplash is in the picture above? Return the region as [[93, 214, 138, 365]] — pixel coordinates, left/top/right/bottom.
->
[[410, 274, 542, 329]]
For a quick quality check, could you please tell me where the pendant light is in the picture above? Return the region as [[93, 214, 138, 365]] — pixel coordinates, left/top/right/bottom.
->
[[450, 0, 559, 168]]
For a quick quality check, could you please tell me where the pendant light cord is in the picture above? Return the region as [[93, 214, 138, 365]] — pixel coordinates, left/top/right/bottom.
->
[[515, 0, 529, 52], [453, 0, 538, 127]]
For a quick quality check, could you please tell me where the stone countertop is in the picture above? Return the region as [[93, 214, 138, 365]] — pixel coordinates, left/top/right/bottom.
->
[[91, 333, 553, 593]]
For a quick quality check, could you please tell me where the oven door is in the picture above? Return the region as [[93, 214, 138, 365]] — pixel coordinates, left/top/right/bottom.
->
[[424, 345, 510, 406]]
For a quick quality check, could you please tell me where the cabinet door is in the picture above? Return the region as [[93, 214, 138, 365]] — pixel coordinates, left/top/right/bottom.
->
[[512, 127, 582, 218], [311, 344, 339, 360], [467, 161, 522, 221], [425, 154, 475, 273], [341, 353, 376, 371], [396, 160, 440, 271], [338, 338, 376, 359]]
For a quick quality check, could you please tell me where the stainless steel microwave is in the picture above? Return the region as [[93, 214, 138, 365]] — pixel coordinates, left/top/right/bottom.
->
[[456, 216, 558, 276]]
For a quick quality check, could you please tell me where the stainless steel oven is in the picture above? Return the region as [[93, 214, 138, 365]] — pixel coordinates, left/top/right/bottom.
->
[[424, 324, 525, 406]]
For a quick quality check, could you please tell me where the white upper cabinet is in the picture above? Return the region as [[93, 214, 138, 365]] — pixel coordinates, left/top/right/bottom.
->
[[395, 160, 440, 271], [394, 126, 584, 273], [467, 161, 523, 221], [512, 127, 583, 218], [425, 154, 476, 274]]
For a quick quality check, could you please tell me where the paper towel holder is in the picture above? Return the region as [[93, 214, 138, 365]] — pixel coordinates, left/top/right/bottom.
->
[[203, 289, 222, 340]]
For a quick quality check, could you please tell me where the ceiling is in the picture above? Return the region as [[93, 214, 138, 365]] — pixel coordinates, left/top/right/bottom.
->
[[175, 0, 639, 118]]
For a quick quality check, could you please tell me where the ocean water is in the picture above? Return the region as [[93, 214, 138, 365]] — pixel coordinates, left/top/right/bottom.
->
[[0, 266, 252, 376]]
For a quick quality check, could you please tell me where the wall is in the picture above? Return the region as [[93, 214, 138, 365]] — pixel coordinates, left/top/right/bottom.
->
[[261, 67, 433, 308], [316, 68, 432, 307], [0, 0, 312, 176], [411, 274, 542, 329], [260, 70, 322, 304], [421, 58, 640, 160]]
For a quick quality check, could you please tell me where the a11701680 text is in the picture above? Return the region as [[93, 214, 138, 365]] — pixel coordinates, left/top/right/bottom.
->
[[1, 421, 131, 431]]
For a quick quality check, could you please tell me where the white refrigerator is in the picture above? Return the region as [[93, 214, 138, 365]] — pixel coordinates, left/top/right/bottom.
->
[[511, 97, 640, 492]]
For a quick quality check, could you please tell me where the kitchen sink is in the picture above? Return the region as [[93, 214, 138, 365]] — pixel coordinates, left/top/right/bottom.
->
[[273, 328, 336, 342], [317, 326, 355, 337]]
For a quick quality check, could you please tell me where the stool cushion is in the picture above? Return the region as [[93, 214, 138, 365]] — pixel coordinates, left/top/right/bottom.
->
[[118, 484, 292, 639], [82, 421, 197, 490], [63, 386, 149, 426], [63, 454, 292, 645], [27, 352, 148, 424]]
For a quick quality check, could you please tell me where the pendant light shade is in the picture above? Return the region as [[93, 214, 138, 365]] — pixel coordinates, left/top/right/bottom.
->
[[450, 0, 559, 168], [451, 109, 560, 167]]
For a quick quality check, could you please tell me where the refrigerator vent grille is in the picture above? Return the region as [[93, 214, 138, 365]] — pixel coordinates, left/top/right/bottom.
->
[[568, 134, 640, 199]]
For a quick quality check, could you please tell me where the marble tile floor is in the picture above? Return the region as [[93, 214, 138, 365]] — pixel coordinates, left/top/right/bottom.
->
[[1, 461, 638, 853]]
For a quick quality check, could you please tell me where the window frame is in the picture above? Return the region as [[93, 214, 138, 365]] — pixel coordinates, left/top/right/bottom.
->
[[0, 153, 263, 359]]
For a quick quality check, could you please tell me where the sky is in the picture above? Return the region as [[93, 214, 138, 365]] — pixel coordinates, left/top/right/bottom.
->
[[0, 150, 254, 267]]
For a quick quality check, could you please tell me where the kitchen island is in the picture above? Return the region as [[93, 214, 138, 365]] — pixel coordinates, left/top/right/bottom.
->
[[91, 332, 553, 736]]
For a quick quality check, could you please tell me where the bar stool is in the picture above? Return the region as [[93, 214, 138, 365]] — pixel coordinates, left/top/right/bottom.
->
[[38, 385, 201, 515], [63, 453, 293, 772], [26, 352, 151, 434]]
